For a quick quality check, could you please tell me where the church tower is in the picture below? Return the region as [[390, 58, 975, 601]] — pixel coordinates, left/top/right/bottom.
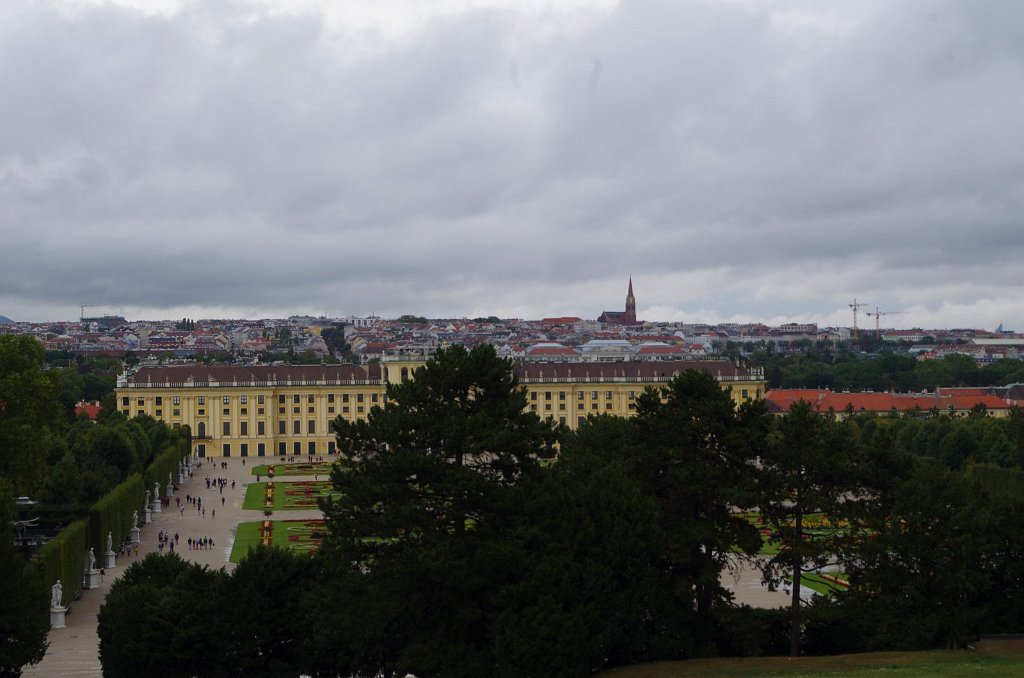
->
[[625, 277, 636, 324]]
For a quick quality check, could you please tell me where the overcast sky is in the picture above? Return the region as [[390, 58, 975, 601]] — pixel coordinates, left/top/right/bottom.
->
[[2, 0, 1023, 329]]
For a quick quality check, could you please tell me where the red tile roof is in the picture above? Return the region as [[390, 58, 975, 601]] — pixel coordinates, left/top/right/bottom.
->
[[75, 401, 102, 420], [766, 389, 1010, 415]]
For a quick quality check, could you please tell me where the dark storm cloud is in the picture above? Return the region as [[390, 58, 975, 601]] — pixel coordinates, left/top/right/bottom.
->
[[2, 0, 1024, 328]]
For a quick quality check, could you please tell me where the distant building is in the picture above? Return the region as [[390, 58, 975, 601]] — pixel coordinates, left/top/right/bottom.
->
[[765, 388, 1011, 418], [598, 278, 640, 325], [116, 359, 766, 458]]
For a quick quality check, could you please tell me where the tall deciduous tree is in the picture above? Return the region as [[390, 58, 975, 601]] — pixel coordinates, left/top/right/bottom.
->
[[0, 335, 60, 493], [98, 554, 228, 677], [0, 481, 49, 677]]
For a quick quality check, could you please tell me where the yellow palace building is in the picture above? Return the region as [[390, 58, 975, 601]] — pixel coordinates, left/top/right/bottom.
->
[[116, 359, 766, 459]]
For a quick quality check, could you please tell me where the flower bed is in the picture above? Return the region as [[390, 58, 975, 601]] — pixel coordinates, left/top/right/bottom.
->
[[242, 480, 342, 511], [229, 519, 327, 562]]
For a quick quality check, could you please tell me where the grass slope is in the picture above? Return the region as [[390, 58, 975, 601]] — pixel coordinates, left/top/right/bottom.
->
[[597, 639, 1024, 677]]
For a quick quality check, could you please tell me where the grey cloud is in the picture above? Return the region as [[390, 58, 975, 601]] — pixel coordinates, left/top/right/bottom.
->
[[2, 0, 1024, 326]]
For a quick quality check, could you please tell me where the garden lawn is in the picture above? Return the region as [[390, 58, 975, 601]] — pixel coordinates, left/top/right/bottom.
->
[[250, 462, 336, 477], [229, 519, 327, 562], [242, 480, 342, 511], [597, 639, 1024, 677]]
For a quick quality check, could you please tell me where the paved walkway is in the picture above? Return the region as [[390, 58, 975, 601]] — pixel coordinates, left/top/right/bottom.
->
[[23, 458, 320, 678], [722, 556, 812, 608]]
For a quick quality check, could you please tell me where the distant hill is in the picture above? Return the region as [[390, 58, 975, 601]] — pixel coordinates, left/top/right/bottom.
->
[[0, 314, 13, 324]]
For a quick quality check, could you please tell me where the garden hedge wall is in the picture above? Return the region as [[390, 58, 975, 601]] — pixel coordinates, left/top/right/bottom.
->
[[144, 437, 188, 500], [87, 473, 144, 553], [33, 518, 87, 608]]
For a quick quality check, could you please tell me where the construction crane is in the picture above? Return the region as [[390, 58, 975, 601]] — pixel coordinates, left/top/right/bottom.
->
[[79, 303, 96, 321], [849, 299, 868, 337], [865, 308, 907, 338]]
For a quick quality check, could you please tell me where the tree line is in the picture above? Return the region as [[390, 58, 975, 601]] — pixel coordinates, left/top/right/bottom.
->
[[1, 335, 191, 676], [742, 341, 1024, 392], [93, 345, 1024, 677]]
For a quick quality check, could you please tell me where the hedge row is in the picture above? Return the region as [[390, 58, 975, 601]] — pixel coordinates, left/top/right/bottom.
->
[[33, 518, 87, 608], [31, 428, 187, 610], [87, 473, 144, 554], [144, 436, 188, 500]]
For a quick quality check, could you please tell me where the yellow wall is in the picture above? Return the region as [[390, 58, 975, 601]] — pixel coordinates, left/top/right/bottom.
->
[[117, 364, 766, 458]]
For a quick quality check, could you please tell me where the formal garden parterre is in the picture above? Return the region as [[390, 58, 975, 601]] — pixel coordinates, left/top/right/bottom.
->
[[242, 480, 341, 511]]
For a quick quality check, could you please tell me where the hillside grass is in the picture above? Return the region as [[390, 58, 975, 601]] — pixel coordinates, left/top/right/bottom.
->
[[597, 639, 1024, 677]]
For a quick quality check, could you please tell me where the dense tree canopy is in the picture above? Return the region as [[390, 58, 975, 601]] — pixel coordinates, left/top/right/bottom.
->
[[87, 349, 1024, 675]]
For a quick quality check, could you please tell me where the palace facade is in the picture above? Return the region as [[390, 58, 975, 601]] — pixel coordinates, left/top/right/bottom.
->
[[116, 358, 766, 458]]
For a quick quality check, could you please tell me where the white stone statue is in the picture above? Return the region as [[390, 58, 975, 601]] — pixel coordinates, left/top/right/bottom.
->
[[132, 510, 139, 529], [107, 531, 113, 554], [145, 489, 150, 507], [51, 579, 63, 608], [168, 471, 172, 487], [154, 481, 160, 497], [87, 547, 96, 571]]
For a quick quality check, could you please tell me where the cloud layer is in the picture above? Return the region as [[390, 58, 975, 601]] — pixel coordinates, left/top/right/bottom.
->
[[2, 0, 1023, 328]]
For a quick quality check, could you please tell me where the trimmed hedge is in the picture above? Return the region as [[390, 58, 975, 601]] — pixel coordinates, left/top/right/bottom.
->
[[29, 425, 187, 609], [87, 474, 144, 554], [33, 518, 87, 608], [143, 436, 188, 501]]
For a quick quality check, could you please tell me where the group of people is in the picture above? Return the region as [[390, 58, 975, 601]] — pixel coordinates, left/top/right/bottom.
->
[[187, 536, 216, 550], [205, 476, 235, 493], [156, 529, 178, 554]]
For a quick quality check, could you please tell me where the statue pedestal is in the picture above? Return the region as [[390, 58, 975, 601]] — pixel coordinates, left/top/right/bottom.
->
[[152, 499, 162, 513], [104, 551, 116, 569], [166, 484, 173, 498], [50, 607, 67, 629], [144, 508, 152, 524], [84, 569, 100, 590], [179, 472, 185, 485], [129, 526, 140, 544]]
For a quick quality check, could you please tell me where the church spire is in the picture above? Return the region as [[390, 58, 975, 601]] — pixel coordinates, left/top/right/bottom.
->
[[625, 277, 636, 323]]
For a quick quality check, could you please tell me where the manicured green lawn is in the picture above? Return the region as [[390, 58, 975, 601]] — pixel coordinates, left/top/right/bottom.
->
[[229, 518, 327, 562], [597, 639, 1024, 677], [242, 480, 342, 511], [249, 461, 337, 477], [797, 572, 849, 596]]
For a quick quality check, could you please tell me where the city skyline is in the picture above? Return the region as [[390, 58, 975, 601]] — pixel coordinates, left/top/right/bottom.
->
[[2, 1, 1023, 329]]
